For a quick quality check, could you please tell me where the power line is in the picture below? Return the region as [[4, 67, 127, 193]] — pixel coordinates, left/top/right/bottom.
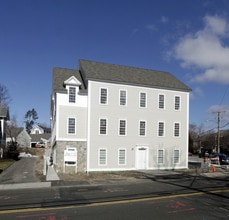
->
[[219, 86, 229, 105]]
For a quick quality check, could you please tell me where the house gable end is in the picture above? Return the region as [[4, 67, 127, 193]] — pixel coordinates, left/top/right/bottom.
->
[[64, 76, 82, 87]]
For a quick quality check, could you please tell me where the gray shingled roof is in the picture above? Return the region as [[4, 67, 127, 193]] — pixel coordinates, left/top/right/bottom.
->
[[52, 60, 191, 94], [30, 133, 51, 142], [52, 67, 86, 93], [79, 60, 191, 92], [6, 127, 24, 138]]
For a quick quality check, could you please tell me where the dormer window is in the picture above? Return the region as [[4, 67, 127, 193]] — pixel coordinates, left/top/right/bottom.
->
[[69, 87, 76, 103], [64, 76, 81, 104]]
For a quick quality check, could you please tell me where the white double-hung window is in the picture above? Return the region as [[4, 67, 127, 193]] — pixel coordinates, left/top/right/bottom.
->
[[174, 123, 180, 137], [68, 118, 76, 134], [175, 96, 180, 110], [99, 118, 107, 135], [158, 122, 164, 137], [119, 90, 127, 106], [69, 87, 76, 103], [99, 149, 107, 165], [119, 119, 126, 135], [139, 120, 146, 136], [159, 94, 164, 109], [118, 149, 126, 165], [158, 149, 164, 164], [140, 92, 146, 107], [174, 149, 180, 164], [100, 88, 108, 104]]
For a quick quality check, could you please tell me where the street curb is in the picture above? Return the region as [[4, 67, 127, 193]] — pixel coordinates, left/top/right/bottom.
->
[[0, 182, 51, 190]]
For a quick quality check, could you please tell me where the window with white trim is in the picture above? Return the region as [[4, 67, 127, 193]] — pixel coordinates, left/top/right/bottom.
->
[[119, 120, 126, 135], [174, 123, 180, 137], [140, 92, 146, 107], [158, 149, 164, 164], [174, 150, 180, 164], [99, 149, 107, 165], [69, 87, 76, 103], [175, 96, 180, 110], [139, 121, 146, 136], [158, 122, 164, 136], [68, 118, 76, 134], [118, 149, 126, 165], [120, 90, 127, 106], [100, 88, 107, 104], [100, 118, 107, 135], [159, 94, 164, 109]]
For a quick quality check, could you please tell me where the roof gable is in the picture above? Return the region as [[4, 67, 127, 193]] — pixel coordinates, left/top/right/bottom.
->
[[64, 76, 82, 86]]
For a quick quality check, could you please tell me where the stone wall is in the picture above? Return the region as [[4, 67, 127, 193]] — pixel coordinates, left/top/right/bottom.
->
[[54, 141, 87, 174]]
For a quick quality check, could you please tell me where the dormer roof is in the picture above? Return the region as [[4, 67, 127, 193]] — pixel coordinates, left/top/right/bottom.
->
[[64, 76, 82, 86]]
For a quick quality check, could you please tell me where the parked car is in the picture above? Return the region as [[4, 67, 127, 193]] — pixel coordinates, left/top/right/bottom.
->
[[209, 153, 227, 165], [221, 155, 229, 165]]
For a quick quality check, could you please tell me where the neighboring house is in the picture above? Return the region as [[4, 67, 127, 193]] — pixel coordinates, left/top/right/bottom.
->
[[6, 127, 31, 149], [6, 125, 51, 149], [51, 60, 191, 174], [30, 133, 51, 148], [30, 124, 51, 134], [0, 106, 10, 147], [30, 125, 51, 148]]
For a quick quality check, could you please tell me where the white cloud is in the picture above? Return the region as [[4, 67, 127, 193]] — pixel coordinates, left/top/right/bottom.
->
[[174, 15, 229, 84], [190, 87, 204, 99]]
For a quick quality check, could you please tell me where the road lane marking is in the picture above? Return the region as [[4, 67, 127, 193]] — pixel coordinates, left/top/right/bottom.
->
[[0, 188, 228, 215]]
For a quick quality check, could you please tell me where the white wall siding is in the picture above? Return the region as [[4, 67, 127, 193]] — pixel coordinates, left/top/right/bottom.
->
[[57, 105, 87, 141], [57, 88, 88, 107], [87, 80, 189, 171], [55, 91, 87, 141]]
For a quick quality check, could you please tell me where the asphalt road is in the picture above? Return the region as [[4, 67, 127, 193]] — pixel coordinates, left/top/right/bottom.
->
[[0, 171, 228, 219], [0, 182, 228, 219], [0, 156, 228, 219]]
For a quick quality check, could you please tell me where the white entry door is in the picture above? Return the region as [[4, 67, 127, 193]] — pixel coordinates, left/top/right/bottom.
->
[[136, 147, 148, 169]]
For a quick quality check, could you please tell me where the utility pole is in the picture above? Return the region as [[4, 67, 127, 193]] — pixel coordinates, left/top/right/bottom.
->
[[215, 111, 225, 153], [217, 111, 220, 153]]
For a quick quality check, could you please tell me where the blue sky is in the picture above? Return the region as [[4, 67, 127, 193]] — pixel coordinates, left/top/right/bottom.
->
[[0, 0, 229, 131]]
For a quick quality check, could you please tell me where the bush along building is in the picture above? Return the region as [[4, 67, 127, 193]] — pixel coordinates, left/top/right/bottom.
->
[[50, 60, 191, 174]]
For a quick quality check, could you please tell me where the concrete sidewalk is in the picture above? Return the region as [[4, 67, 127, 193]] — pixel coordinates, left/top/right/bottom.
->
[[0, 182, 51, 190], [0, 156, 228, 191], [46, 165, 60, 181]]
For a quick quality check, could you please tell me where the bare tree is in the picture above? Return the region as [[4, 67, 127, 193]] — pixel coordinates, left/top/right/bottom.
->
[[0, 83, 11, 107], [4, 115, 21, 159], [6, 115, 18, 144], [189, 123, 204, 153]]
